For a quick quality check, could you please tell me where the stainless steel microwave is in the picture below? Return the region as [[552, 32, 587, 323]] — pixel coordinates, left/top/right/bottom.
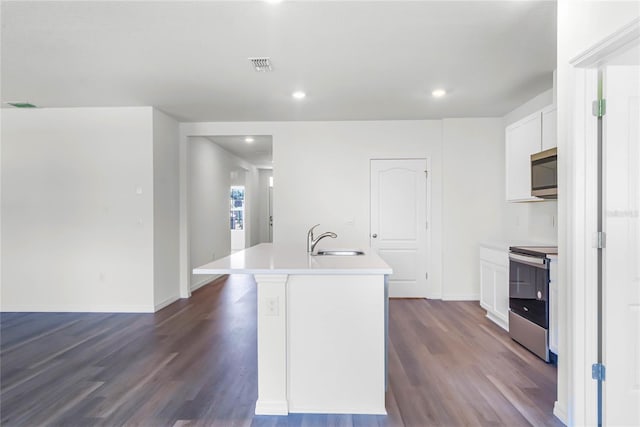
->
[[531, 147, 557, 199]]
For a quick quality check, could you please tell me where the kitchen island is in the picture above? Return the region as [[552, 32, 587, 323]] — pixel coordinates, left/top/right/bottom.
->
[[193, 243, 392, 416]]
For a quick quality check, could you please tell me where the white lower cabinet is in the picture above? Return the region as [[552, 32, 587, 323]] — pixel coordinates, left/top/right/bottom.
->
[[548, 257, 558, 355], [479, 247, 509, 331]]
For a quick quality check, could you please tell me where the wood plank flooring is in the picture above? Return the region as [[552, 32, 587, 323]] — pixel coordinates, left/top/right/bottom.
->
[[0, 275, 563, 426]]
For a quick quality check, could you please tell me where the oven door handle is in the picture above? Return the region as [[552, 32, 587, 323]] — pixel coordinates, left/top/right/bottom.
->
[[509, 253, 547, 269]]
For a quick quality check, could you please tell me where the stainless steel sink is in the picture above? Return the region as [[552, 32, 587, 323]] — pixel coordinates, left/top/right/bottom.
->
[[315, 250, 365, 256]]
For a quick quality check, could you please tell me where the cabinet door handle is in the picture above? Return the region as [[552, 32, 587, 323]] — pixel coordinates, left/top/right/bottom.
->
[[372, 234, 378, 238]]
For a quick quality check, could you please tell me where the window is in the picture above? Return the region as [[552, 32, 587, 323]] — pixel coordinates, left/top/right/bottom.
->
[[230, 186, 245, 230]]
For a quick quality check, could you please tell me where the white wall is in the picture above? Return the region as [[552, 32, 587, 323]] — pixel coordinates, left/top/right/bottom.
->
[[503, 88, 553, 127], [152, 109, 180, 309], [246, 166, 260, 247], [188, 137, 258, 290], [258, 169, 273, 243], [181, 119, 506, 300], [1, 107, 156, 311], [557, 2, 640, 425], [442, 118, 504, 300], [182, 121, 444, 298]]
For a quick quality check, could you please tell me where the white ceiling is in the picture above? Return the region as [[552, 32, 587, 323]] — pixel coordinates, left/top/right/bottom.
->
[[207, 135, 273, 167], [1, 1, 556, 122]]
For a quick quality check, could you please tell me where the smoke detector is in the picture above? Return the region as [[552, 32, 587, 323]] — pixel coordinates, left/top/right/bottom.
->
[[249, 57, 273, 72]]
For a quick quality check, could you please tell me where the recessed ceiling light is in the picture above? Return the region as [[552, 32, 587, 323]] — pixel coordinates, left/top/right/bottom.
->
[[245, 137, 255, 143], [292, 91, 306, 100], [431, 89, 447, 98]]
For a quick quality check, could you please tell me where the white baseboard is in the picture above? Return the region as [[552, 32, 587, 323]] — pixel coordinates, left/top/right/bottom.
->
[[486, 312, 509, 331], [254, 399, 288, 416], [154, 295, 180, 312], [288, 406, 386, 415], [190, 274, 222, 292], [442, 293, 480, 301], [553, 401, 568, 426], [0, 304, 155, 313]]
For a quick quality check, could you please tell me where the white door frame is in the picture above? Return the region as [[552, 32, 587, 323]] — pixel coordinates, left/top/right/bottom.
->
[[566, 18, 640, 427], [179, 127, 275, 298]]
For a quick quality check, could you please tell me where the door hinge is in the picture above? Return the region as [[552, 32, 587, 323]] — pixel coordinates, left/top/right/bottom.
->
[[425, 220, 429, 229], [425, 272, 428, 280], [592, 99, 606, 117], [592, 363, 606, 381], [593, 231, 606, 249]]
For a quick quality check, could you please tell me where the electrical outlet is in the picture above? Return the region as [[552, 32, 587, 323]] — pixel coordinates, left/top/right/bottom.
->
[[264, 297, 279, 316]]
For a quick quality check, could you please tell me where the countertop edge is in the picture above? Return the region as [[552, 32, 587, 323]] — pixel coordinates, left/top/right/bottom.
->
[[193, 268, 393, 275]]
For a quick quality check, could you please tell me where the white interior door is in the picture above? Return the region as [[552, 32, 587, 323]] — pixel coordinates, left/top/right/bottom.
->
[[370, 159, 428, 298], [602, 50, 640, 426]]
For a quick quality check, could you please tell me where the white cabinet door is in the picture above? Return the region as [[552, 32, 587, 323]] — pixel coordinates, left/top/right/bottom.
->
[[541, 105, 557, 150], [548, 258, 558, 354], [494, 265, 509, 323], [549, 279, 558, 354], [480, 247, 509, 331], [480, 261, 495, 312], [506, 112, 542, 201]]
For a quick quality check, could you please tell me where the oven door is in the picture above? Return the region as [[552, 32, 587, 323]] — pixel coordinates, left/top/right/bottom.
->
[[509, 253, 549, 328]]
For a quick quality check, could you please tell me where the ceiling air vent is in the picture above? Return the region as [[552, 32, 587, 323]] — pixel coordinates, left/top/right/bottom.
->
[[5, 102, 37, 108], [249, 57, 273, 72]]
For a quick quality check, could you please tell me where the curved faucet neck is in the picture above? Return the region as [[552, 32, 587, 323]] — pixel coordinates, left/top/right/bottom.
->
[[307, 225, 337, 253]]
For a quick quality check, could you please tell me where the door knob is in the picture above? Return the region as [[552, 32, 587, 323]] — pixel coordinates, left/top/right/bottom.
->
[[372, 234, 378, 238]]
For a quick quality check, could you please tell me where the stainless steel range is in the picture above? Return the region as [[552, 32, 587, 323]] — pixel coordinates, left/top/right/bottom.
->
[[508, 245, 557, 362]]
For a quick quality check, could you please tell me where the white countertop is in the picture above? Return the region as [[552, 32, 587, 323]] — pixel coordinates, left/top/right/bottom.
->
[[480, 240, 558, 252], [193, 243, 393, 275]]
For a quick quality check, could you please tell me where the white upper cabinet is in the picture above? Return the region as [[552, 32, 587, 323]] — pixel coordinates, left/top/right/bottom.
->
[[505, 105, 556, 202], [506, 112, 542, 201], [541, 105, 557, 150]]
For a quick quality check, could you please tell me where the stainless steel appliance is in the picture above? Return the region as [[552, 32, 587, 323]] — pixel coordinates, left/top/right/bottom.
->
[[531, 147, 557, 199], [508, 246, 557, 362]]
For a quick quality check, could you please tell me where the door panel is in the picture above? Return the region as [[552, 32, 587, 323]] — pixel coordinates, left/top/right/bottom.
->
[[480, 261, 495, 311], [371, 159, 427, 298], [377, 249, 416, 281], [603, 63, 640, 426], [494, 266, 509, 321]]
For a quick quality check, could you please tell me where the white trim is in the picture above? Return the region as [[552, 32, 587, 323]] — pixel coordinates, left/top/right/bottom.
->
[[565, 20, 640, 427], [154, 295, 180, 312], [554, 401, 569, 426], [570, 18, 640, 68], [190, 275, 222, 292], [288, 406, 386, 415], [254, 399, 288, 416], [179, 127, 190, 299], [0, 304, 155, 313], [485, 312, 508, 332], [442, 293, 479, 301]]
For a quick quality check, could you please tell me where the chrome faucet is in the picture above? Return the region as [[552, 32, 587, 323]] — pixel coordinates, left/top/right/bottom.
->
[[307, 224, 337, 253]]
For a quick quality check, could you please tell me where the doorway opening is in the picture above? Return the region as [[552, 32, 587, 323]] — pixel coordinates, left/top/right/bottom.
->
[[185, 134, 274, 295]]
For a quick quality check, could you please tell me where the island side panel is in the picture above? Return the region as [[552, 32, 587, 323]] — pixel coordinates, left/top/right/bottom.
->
[[287, 274, 386, 414], [254, 274, 289, 415]]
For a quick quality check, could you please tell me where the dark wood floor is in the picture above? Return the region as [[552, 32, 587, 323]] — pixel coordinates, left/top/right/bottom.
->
[[1, 275, 562, 427]]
